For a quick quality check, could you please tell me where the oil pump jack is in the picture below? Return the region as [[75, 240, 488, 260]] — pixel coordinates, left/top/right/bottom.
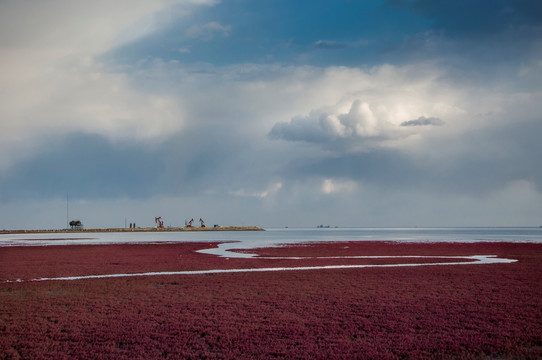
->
[[199, 218, 206, 228], [155, 217, 164, 228], [185, 218, 194, 227]]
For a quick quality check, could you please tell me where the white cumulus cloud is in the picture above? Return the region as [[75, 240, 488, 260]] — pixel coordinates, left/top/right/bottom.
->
[[267, 64, 468, 153]]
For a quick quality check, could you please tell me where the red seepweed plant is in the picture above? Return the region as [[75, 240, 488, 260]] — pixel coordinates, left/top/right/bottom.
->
[[1, 241, 541, 359]]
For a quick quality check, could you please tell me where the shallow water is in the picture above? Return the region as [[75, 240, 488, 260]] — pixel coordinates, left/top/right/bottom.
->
[[1, 227, 540, 250]]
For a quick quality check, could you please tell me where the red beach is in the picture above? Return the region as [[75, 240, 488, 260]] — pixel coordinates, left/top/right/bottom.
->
[[1, 241, 541, 359]]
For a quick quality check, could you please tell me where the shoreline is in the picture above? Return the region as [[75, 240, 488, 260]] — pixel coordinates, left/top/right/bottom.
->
[[0, 226, 264, 235]]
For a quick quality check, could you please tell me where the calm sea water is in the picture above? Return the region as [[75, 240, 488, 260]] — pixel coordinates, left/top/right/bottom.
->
[[1, 227, 541, 249]]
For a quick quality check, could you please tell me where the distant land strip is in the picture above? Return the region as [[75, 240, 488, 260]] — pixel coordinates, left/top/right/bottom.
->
[[0, 226, 264, 235]]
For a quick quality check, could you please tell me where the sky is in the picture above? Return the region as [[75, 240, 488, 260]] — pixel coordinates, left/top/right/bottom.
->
[[1, 0, 541, 229]]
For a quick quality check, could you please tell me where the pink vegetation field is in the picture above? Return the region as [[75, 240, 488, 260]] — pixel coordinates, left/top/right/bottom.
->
[[1, 241, 541, 359]]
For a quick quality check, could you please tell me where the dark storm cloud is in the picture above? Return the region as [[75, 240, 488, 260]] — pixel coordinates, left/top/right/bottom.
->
[[0, 134, 165, 202], [0, 125, 281, 206]]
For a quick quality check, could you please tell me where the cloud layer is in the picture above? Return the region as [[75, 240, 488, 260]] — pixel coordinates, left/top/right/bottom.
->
[[1, 0, 541, 229]]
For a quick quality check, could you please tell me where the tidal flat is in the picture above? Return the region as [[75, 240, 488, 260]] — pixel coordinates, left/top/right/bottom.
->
[[1, 241, 541, 359]]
